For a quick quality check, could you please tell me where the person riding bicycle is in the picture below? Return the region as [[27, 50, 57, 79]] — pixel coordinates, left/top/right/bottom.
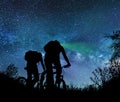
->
[[44, 40, 71, 90], [24, 50, 45, 88]]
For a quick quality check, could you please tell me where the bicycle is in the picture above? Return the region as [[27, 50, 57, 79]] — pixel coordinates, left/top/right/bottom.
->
[[53, 67, 67, 90], [35, 66, 67, 90], [16, 70, 47, 89], [17, 65, 69, 90]]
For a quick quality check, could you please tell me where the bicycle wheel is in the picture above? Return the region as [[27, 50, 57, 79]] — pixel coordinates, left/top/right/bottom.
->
[[39, 71, 47, 90], [16, 77, 27, 86], [55, 79, 67, 90], [60, 79, 66, 90]]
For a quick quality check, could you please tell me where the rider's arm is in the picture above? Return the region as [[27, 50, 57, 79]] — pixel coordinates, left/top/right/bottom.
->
[[40, 58, 46, 71], [61, 46, 71, 67], [38, 52, 46, 71]]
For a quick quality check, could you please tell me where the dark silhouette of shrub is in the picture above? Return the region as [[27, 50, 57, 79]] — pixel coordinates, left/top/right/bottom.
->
[[4, 63, 18, 78], [104, 30, 120, 61], [90, 60, 120, 88]]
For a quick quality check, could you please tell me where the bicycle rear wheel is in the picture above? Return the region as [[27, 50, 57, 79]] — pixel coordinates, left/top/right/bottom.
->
[[16, 77, 27, 86]]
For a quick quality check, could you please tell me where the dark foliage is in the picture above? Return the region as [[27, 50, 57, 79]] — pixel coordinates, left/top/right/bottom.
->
[[0, 70, 119, 100], [3, 63, 18, 78]]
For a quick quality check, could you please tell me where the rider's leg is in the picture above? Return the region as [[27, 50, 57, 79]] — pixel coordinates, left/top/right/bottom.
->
[[40, 71, 46, 89], [32, 68, 39, 87], [26, 70, 33, 88], [46, 70, 54, 90], [55, 70, 61, 88], [45, 59, 54, 90], [54, 61, 62, 88]]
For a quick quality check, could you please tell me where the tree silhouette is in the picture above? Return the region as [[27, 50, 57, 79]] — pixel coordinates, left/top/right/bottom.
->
[[90, 61, 120, 88], [105, 30, 120, 61], [90, 30, 120, 88], [4, 63, 18, 78]]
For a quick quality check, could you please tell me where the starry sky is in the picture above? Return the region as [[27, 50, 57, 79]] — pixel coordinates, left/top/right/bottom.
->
[[0, 0, 120, 88]]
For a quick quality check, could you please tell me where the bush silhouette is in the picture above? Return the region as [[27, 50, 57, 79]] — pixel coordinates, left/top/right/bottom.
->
[[90, 60, 120, 88], [4, 63, 18, 78]]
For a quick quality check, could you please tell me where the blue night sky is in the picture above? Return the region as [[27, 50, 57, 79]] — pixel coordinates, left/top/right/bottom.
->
[[0, 0, 120, 88]]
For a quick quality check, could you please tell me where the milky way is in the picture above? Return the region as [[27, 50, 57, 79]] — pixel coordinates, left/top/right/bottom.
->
[[0, 0, 120, 88]]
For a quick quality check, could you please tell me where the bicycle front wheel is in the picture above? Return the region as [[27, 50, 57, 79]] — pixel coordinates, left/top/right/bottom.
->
[[55, 79, 67, 90]]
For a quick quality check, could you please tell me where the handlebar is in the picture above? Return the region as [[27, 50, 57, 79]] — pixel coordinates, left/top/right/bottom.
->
[[52, 64, 71, 69], [63, 64, 71, 68]]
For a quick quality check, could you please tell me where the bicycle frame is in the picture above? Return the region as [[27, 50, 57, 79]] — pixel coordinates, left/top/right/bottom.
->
[[38, 67, 67, 90], [17, 67, 67, 90]]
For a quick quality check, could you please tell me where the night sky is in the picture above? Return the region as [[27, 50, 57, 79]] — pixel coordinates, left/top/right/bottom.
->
[[0, 0, 120, 88]]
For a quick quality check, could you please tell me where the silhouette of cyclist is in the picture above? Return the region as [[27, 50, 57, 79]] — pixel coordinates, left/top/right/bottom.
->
[[44, 40, 71, 90], [24, 50, 45, 88]]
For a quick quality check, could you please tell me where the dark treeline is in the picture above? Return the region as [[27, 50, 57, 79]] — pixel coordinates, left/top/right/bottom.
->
[[0, 66, 120, 99]]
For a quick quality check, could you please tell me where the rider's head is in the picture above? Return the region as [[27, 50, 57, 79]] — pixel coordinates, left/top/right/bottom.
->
[[54, 40, 60, 46]]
